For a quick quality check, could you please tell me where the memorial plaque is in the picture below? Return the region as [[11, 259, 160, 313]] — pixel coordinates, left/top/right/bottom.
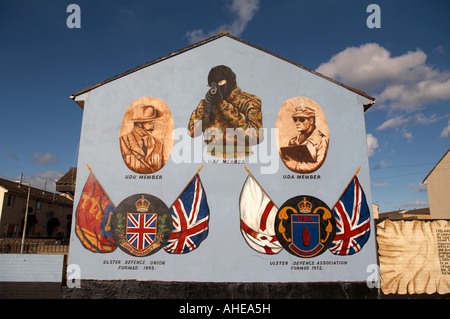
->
[[377, 220, 450, 295]]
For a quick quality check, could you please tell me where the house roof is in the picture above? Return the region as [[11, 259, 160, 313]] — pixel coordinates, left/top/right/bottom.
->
[[0, 178, 73, 207], [70, 32, 375, 111], [377, 207, 430, 220], [55, 167, 77, 193], [422, 148, 450, 184]]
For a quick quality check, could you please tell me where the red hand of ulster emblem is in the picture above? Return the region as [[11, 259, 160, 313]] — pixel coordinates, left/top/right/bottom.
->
[[302, 227, 310, 246]]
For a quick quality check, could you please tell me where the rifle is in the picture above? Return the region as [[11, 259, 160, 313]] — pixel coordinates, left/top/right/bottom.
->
[[204, 82, 218, 127]]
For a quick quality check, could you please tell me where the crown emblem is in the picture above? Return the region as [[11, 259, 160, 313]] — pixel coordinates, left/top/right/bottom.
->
[[298, 197, 312, 213], [135, 195, 150, 212]]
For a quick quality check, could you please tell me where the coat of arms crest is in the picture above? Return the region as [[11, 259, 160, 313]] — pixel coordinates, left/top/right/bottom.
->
[[111, 194, 172, 257], [275, 195, 336, 258]]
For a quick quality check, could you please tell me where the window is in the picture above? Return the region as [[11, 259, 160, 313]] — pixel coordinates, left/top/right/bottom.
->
[[33, 225, 44, 237], [4, 224, 18, 237], [7, 195, 14, 208], [36, 201, 41, 213]]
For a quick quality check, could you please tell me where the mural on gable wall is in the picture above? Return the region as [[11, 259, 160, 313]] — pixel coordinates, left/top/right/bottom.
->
[[75, 165, 210, 257], [75, 92, 369, 259], [276, 97, 329, 174], [70, 35, 377, 283], [120, 97, 174, 174], [75, 164, 371, 258], [239, 167, 371, 257], [187, 65, 263, 158]]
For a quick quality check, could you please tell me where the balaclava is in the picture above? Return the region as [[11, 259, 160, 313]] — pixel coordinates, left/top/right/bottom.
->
[[207, 65, 237, 99]]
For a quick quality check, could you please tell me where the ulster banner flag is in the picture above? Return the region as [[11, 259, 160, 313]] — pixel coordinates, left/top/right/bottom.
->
[[164, 168, 210, 254], [329, 175, 371, 255], [75, 166, 117, 253], [239, 168, 282, 254]]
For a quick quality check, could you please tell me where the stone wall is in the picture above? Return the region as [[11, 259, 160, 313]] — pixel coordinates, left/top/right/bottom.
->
[[63, 280, 378, 299]]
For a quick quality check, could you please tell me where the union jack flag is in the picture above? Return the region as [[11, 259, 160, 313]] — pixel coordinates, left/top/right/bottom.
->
[[126, 213, 157, 251], [164, 175, 209, 254], [329, 176, 371, 255]]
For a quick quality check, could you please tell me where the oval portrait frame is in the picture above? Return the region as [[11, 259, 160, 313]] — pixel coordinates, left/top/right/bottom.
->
[[276, 97, 329, 174], [119, 97, 174, 174]]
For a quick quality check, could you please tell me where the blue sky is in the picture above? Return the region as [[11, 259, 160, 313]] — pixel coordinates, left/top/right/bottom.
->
[[1, 0, 449, 213]]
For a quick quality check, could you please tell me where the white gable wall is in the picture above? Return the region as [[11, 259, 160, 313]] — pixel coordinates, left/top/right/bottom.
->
[[70, 36, 376, 282]]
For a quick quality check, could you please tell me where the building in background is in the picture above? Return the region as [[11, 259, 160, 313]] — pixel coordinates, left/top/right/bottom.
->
[[422, 148, 450, 219], [376, 148, 449, 221], [56, 167, 77, 200], [0, 178, 73, 239], [377, 207, 430, 221]]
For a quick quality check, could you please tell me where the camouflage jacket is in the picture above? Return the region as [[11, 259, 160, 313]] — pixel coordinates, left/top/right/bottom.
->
[[187, 86, 263, 146]]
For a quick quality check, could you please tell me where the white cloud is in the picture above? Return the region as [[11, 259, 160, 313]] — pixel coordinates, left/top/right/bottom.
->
[[376, 113, 445, 130], [433, 45, 445, 54], [186, 0, 260, 43], [316, 43, 427, 91], [1, 170, 66, 193], [372, 182, 388, 187], [30, 152, 59, 165], [376, 116, 409, 130], [31, 170, 66, 181], [2, 151, 19, 161], [378, 78, 450, 111], [366, 133, 379, 157], [402, 129, 413, 142], [376, 113, 450, 141], [409, 183, 427, 193], [316, 43, 450, 112], [28, 171, 66, 192], [441, 120, 450, 137], [29, 170, 66, 192], [402, 201, 428, 208], [374, 161, 387, 170]]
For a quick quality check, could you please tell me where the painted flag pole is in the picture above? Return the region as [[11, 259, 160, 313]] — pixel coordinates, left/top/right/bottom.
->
[[244, 166, 272, 200], [244, 166, 279, 228], [75, 164, 117, 252], [86, 164, 115, 204], [331, 166, 361, 210], [241, 166, 282, 254], [244, 166, 280, 233], [328, 166, 371, 255], [169, 165, 204, 208], [164, 165, 209, 254]]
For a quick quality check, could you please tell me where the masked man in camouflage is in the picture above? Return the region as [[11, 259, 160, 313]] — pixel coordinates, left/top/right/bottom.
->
[[187, 65, 263, 157]]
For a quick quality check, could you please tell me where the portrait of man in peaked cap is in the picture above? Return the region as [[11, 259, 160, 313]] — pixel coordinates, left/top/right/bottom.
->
[[120, 97, 174, 174], [187, 65, 263, 158], [276, 97, 329, 173]]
